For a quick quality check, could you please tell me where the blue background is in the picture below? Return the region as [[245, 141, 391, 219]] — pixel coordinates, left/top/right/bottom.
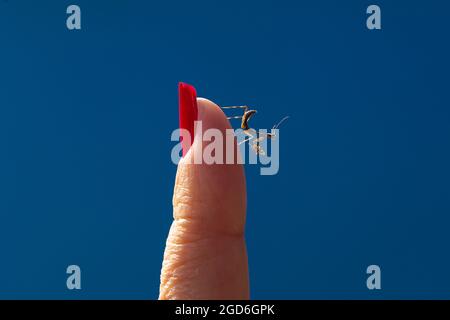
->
[[1, 0, 449, 299]]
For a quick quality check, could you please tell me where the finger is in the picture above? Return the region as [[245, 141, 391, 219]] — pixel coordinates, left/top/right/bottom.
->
[[159, 85, 249, 300]]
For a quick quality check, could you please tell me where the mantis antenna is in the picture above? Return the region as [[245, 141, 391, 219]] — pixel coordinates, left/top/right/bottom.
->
[[273, 116, 290, 129]]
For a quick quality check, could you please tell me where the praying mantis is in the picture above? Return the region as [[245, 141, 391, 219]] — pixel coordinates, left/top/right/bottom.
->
[[221, 106, 289, 156]]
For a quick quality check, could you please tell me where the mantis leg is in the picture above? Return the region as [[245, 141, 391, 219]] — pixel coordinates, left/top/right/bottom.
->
[[221, 106, 249, 120], [238, 129, 256, 146]]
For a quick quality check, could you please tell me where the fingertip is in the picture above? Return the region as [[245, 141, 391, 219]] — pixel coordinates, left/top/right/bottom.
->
[[174, 96, 246, 236], [161, 92, 249, 300], [196, 97, 233, 131]]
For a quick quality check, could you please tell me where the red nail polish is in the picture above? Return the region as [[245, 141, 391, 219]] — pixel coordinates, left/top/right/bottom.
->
[[178, 82, 198, 156]]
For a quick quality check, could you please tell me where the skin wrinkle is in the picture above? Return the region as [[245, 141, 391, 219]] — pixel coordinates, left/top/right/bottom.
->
[[160, 232, 246, 299], [173, 162, 245, 237], [160, 236, 247, 300], [160, 246, 202, 299]]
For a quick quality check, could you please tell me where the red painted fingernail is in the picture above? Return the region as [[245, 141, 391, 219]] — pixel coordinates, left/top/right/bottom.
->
[[178, 82, 198, 156]]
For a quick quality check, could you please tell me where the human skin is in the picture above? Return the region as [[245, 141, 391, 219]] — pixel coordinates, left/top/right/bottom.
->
[[159, 98, 249, 300]]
